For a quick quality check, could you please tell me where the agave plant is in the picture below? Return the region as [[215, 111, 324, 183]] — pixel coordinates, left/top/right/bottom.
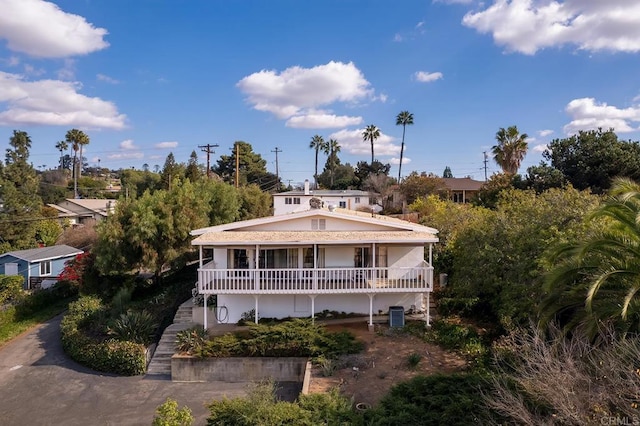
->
[[108, 310, 157, 344]]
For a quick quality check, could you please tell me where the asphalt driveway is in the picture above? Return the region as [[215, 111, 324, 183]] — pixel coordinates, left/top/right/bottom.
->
[[0, 315, 248, 426]]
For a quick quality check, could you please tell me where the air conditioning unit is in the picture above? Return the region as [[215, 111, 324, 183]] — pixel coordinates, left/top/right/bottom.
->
[[389, 306, 405, 327]]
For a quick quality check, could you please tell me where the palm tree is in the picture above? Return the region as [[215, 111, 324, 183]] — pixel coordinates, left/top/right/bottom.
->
[[362, 124, 380, 164], [66, 129, 90, 198], [543, 178, 640, 337], [55, 140, 68, 170], [492, 126, 528, 174], [327, 139, 341, 188], [309, 135, 327, 189], [396, 111, 414, 182]]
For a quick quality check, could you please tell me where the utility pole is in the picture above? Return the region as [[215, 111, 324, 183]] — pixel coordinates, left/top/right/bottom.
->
[[271, 147, 282, 182], [198, 143, 219, 178], [483, 151, 489, 181], [235, 142, 240, 188]]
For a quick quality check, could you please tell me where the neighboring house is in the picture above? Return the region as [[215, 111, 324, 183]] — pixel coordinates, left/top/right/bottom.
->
[[48, 198, 116, 226], [0, 245, 83, 290], [273, 180, 380, 215], [441, 177, 484, 203], [191, 205, 438, 328]]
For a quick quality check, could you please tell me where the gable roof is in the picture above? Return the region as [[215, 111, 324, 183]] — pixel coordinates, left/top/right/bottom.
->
[[1, 245, 83, 263], [191, 207, 438, 246], [191, 207, 437, 236], [442, 178, 484, 191], [55, 199, 116, 217], [274, 189, 373, 197]]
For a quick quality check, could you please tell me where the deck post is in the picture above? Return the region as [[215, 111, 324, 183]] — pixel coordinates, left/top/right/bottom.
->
[[254, 295, 260, 323], [309, 294, 317, 323], [203, 292, 208, 331], [367, 293, 374, 326], [425, 292, 430, 326]]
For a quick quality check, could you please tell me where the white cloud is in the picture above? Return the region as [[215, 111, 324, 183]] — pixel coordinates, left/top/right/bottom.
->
[[107, 151, 144, 160], [286, 113, 363, 129], [120, 139, 138, 150], [328, 128, 400, 158], [532, 143, 548, 153], [389, 157, 412, 166], [394, 33, 403, 42], [155, 141, 179, 149], [23, 64, 45, 76], [0, 71, 127, 129], [57, 58, 76, 80], [414, 71, 443, 83], [462, 0, 640, 54], [0, 0, 109, 58], [538, 129, 554, 137], [563, 97, 640, 134], [97, 73, 119, 84], [237, 61, 376, 124]]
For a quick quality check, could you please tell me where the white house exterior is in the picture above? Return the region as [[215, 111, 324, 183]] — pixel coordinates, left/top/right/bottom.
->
[[191, 206, 438, 328], [48, 199, 116, 226], [273, 180, 380, 215]]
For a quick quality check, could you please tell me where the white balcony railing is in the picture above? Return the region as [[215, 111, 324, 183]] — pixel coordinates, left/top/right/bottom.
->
[[198, 265, 433, 294]]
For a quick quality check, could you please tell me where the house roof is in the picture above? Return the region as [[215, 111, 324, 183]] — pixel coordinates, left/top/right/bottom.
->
[[273, 189, 373, 197], [191, 206, 438, 245], [192, 230, 438, 245], [56, 199, 116, 217], [442, 177, 484, 191], [1, 245, 83, 263]]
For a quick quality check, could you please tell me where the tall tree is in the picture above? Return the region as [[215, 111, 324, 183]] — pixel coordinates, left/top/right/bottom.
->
[[213, 141, 281, 191], [65, 129, 89, 198], [55, 140, 68, 171], [159, 152, 184, 190], [543, 129, 640, 194], [442, 166, 453, 178], [0, 131, 43, 250], [327, 139, 340, 188], [309, 135, 327, 190], [362, 125, 380, 165], [185, 150, 202, 182], [396, 111, 414, 182], [492, 126, 528, 174]]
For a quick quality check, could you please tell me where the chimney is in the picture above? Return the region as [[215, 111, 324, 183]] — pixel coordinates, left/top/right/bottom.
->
[[304, 179, 310, 195]]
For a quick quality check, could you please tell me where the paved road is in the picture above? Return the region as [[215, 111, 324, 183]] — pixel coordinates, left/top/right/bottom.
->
[[0, 315, 249, 425]]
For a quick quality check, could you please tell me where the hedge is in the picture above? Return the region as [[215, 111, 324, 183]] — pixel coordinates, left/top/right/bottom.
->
[[0, 275, 24, 304], [60, 296, 146, 376]]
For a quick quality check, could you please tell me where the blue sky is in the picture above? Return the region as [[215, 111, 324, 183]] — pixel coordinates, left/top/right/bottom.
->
[[1, 0, 640, 185]]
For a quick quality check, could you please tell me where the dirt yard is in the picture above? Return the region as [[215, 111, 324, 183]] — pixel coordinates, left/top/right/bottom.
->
[[308, 320, 468, 407]]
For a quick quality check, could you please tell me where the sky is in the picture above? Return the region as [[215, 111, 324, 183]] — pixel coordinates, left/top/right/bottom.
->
[[1, 0, 640, 185]]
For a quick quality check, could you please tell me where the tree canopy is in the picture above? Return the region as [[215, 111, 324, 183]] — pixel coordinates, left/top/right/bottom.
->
[[492, 126, 528, 175], [213, 141, 281, 192]]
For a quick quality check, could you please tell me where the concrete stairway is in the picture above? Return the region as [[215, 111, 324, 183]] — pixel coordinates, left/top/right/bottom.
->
[[146, 301, 194, 376]]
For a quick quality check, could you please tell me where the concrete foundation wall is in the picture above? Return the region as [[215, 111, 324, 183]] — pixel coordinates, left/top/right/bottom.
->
[[171, 356, 308, 383]]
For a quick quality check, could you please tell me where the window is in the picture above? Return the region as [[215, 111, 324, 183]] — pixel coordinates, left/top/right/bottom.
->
[[40, 261, 51, 276], [311, 219, 326, 230], [259, 248, 299, 269], [303, 247, 325, 268], [285, 197, 301, 205], [354, 197, 360, 203], [452, 192, 464, 203], [339, 201, 347, 208]]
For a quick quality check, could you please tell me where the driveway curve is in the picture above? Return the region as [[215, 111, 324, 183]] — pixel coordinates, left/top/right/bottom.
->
[[0, 315, 247, 426]]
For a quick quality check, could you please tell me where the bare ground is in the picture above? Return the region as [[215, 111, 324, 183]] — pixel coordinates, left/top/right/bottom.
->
[[308, 321, 468, 407]]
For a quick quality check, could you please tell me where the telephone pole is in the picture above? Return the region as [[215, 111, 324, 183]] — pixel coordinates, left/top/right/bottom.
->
[[271, 147, 282, 182], [198, 143, 219, 178], [483, 151, 489, 181]]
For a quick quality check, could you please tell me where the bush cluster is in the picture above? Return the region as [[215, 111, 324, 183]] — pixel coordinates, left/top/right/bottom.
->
[[177, 318, 363, 358], [0, 275, 24, 304], [60, 296, 146, 376]]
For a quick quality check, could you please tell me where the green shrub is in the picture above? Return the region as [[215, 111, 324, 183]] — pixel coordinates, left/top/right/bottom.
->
[[406, 352, 422, 369], [425, 319, 488, 358], [298, 388, 362, 425], [110, 285, 134, 317], [153, 398, 193, 426], [176, 326, 208, 353], [108, 309, 157, 345], [60, 295, 146, 375], [366, 373, 501, 425], [0, 275, 24, 304], [180, 319, 363, 359]]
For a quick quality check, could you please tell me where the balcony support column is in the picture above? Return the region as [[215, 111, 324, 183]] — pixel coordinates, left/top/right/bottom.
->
[[309, 294, 317, 323], [253, 295, 260, 323], [367, 293, 375, 326], [425, 292, 430, 326], [203, 292, 208, 331]]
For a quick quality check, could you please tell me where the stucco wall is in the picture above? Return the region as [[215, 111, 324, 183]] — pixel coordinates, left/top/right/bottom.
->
[[171, 356, 308, 382]]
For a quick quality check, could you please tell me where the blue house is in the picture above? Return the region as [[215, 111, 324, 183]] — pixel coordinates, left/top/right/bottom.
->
[[0, 245, 84, 290]]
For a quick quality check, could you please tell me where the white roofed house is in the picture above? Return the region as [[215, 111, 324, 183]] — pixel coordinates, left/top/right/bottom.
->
[[191, 204, 438, 329], [48, 198, 116, 226]]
